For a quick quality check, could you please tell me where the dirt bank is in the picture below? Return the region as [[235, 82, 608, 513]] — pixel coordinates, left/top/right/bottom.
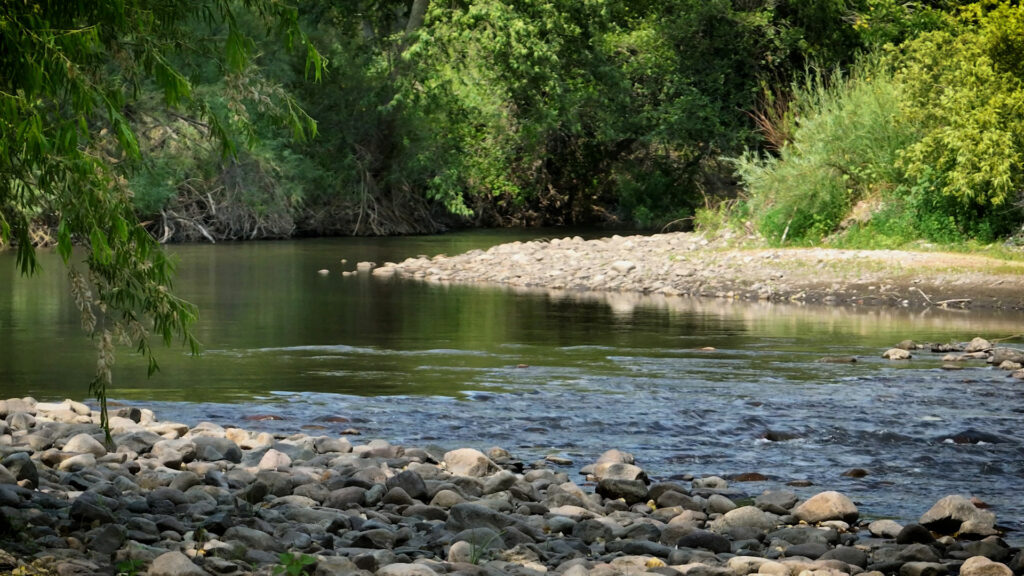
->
[[373, 232, 1024, 311]]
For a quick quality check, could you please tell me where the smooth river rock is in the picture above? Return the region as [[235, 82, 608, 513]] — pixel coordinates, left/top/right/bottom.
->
[[793, 491, 859, 524]]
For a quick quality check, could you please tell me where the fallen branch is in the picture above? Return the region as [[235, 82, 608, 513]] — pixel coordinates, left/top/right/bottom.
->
[[911, 287, 970, 309], [911, 286, 933, 304], [936, 298, 972, 309]]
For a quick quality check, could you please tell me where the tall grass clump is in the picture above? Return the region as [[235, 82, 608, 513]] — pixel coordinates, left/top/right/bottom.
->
[[732, 59, 914, 245]]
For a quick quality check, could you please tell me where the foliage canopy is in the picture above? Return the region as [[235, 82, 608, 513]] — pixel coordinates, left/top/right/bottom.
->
[[0, 0, 324, 437], [732, 1, 1024, 246]]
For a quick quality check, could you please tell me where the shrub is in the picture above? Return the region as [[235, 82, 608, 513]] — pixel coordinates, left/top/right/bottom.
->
[[733, 59, 911, 244]]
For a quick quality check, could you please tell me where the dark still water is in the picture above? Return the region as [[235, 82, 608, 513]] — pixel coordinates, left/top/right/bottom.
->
[[2, 231, 1023, 542]]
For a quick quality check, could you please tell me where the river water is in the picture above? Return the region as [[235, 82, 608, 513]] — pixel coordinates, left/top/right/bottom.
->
[[2, 231, 1023, 542]]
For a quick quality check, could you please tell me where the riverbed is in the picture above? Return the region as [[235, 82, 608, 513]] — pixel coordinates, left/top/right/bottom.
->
[[2, 231, 1023, 542]]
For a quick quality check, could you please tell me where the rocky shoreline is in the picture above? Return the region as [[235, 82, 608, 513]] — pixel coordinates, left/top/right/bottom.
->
[[1, 397, 1022, 576], [370, 232, 1024, 310]]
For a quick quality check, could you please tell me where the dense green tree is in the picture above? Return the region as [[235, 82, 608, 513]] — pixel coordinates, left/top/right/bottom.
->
[[731, 1, 1024, 246], [0, 0, 323, 438]]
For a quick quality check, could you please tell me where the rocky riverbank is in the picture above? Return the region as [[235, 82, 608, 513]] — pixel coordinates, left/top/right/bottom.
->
[[1, 398, 1022, 576], [371, 232, 1024, 310]]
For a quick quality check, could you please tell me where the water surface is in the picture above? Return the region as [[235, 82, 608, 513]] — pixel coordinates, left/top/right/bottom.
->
[[2, 232, 1022, 542]]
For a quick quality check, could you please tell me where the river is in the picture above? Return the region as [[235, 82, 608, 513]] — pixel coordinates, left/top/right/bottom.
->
[[2, 231, 1023, 542]]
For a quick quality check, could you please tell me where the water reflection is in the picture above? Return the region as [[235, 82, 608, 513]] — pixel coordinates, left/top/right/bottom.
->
[[2, 235, 1023, 542]]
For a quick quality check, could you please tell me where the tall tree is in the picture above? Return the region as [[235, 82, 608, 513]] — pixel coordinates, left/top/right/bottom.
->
[[0, 0, 324, 440]]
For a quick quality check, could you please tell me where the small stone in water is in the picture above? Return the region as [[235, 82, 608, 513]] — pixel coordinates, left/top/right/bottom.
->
[[883, 348, 912, 360]]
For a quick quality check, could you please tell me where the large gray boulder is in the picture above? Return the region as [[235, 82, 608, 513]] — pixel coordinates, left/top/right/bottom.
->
[[146, 551, 208, 576], [192, 436, 242, 463], [792, 491, 858, 524], [960, 556, 1013, 576], [444, 448, 497, 477], [63, 432, 108, 457], [1, 452, 36, 488], [920, 495, 997, 536], [710, 506, 775, 533]]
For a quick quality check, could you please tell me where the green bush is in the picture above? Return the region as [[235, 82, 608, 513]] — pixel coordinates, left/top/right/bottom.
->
[[732, 2, 1024, 247], [733, 60, 911, 244], [895, 2, 1024, 232]]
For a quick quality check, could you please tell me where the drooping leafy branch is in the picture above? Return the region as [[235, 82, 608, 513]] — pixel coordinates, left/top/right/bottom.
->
[[0, 0, 325, 440]]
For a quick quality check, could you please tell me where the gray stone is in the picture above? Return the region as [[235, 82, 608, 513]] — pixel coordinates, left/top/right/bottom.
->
[[151, 439, 196, 468], [883, 348, 912, 360], [710, 505, 775, 533], [224, 525, 282, 552], [596, 478, 648, 504], [444, 448, 496, 477], [869, 519, 904, 539], [352, 528, 397, 549], [192, 436, 242, 463], [920, 495, 996, 536], [677, 529, 732, 554], [821, 545, 868, 567], [387, 469, 429, 501], [784, 542, 829, 559], [382, 486, 415, 506], [69, 491, 118, 525], [692, 476, 728, 490], [656, 490, 702, 511], [897, 523, 935, 544], [446, 503, 515, 534], [593, 462, 647, 482], [429, 489, 465, 509], [402, 504, 447, 521], [168, 471, 201, 493], [482, 470, 517, 495], [376, 563, 439, 576], [255, 470, 294, 497], [900, 562, 948, 576], [8, 412, 36, 431], [792, 491, 858, 523], [572, 518, 614, 544], [58, 452, 96, 472], [0, 464, 15, 485], [146, 551, 208, 576], [86, 523, 127, 555], [0, 399, 35, 418], [898, 543, 942, 563], [707, 493, 737, 514], [450, 527, 506, 553], [989, 347, 1024, 365], [62, 433, 107, 457], [756, 490, 798, 514], [618, 539, 672, 557], [960, 556, 1013, 576], [325, 486, 367, 509], [257, 448, 292, 470], [314, 556, 360, 576], [113, 431, 163, 454], [448, 540, 474, 564], [964, 337, 992, 353], [313, 436, 352, 454], [961, 537, 1012, 562]]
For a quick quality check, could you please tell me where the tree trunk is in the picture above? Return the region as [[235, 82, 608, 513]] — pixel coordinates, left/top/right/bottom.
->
[[406, 0, 428, 34]]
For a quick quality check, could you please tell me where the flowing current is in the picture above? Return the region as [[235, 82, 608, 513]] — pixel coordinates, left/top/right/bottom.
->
[[2, 232, 1022, 543]]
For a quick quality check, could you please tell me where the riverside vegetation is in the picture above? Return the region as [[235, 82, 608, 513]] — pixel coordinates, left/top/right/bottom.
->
[[6, 0, 1024, 425], [5, 3, 1024, 573]]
